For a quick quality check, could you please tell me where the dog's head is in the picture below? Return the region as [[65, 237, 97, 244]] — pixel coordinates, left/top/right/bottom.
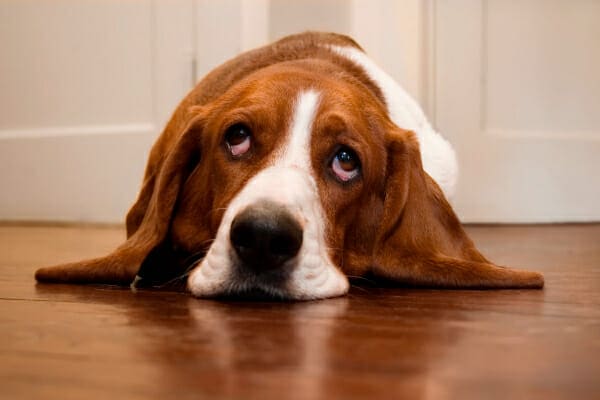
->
[[179, 64, 394, 299], [35, 42, 543, 299]]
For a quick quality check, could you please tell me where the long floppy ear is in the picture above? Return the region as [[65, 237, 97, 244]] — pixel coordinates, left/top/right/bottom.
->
[[124, 164, 157, 238], [371, 128, 544, 289], [125, 109, 199, 238], [35, 109, 206, 285]]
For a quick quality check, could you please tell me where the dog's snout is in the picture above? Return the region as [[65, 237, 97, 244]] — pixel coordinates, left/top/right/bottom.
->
[[230, 202, 303, 271]]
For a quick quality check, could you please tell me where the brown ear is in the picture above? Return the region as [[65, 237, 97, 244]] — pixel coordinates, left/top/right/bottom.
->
[[125, 167, 157, 238], [371, 128, 544, 289], [35, 109, 206, 285], [125, 107, 202, 238]]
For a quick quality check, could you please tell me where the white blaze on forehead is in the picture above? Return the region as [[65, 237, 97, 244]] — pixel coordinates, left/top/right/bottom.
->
[[282, 89, 320, 168], [188, 89, 349, 300]]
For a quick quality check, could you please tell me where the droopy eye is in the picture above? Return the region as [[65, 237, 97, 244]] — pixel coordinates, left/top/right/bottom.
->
[[331, 147, 360, 182], [225, 123, 251, 157]]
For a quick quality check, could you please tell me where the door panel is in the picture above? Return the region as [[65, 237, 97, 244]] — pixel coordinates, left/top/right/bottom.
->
[[434, 0, 600, 222], [0, 1, 195, 222], [4, 0, 594, 223]]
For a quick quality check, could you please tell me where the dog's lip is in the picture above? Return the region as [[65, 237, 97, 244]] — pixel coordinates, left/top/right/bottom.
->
[[210, 287, 293, 302], [186, 253, 296, 297], [231, 262, 293, 286]]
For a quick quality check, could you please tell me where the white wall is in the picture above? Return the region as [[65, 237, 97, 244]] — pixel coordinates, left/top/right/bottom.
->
[[0, 1, 195, 223], [2, 0, 597, 223], [195, 0, 427, 103]]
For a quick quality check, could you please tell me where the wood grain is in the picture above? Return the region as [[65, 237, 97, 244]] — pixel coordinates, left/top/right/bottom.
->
[[1, 224, 599, 399]]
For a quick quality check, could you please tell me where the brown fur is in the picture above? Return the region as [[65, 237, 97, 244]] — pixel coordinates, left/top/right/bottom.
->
[[35, 32, 543, 291]]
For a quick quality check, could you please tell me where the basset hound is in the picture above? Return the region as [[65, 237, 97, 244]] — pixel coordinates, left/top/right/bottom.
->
[[35, 32, 544, 300]]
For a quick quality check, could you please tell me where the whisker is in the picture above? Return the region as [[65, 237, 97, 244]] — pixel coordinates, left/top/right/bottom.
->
[[153, 269, 194, 290], [145, 251, 207, 291], [348, 284, 372, 293], [324, 246, 344, 252], [346, 274, 377, 285]]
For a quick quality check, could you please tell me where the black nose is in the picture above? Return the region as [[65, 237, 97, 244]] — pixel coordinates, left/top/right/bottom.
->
[[230, 202, 303, 271]]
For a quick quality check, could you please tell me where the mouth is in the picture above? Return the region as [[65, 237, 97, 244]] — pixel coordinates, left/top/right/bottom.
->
[[209, 285, 295, 302], [187, 252, 350, 300], [226, 259, 296, 298]]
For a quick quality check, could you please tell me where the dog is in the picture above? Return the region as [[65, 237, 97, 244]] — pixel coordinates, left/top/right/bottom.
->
[[35, 32, 544, 300]]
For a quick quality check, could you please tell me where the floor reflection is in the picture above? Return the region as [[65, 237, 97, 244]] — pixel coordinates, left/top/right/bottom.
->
[[33, 283, 546, 399]]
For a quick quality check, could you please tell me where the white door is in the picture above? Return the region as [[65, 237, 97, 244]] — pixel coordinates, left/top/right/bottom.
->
[[0, 0, 428, 223], [193, 0, 425, 101], [432, 0, 600, 222], [0, 1, 195, 223], [4, 1, 595, 224]]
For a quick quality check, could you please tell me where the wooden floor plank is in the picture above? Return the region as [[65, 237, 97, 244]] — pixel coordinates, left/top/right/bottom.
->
[[1, 224, 599, 399]]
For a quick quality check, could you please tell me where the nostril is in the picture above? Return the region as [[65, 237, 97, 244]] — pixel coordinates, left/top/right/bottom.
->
[[229, 202, 303, 271], [230, 219, 255, 250], [269, 227, 302, 258]]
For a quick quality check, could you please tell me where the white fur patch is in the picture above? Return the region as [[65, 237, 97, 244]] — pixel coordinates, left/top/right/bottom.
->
[[327, 45, 458, 199], [188, 90, 349, 300], [284, 90, 319, 167]]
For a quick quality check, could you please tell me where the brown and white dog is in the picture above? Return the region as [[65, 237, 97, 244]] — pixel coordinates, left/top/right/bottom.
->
[[35, 32, 544, 300]]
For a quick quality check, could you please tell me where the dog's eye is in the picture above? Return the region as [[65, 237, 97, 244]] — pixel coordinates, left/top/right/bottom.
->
[[331, 147, 360, 182], [225, 123, 251, 156]]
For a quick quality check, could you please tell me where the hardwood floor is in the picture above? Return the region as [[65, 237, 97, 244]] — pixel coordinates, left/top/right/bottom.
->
[[1, 224, 599, 399]]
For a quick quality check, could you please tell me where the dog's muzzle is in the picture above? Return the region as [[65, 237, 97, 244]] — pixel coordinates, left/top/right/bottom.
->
[[187, 166, 349, 300], [230, 201, 303, 272]]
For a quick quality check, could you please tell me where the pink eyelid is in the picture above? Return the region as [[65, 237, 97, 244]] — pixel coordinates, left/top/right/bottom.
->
[[331, 157, 359, 181], [229, 136, 251, 156]]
